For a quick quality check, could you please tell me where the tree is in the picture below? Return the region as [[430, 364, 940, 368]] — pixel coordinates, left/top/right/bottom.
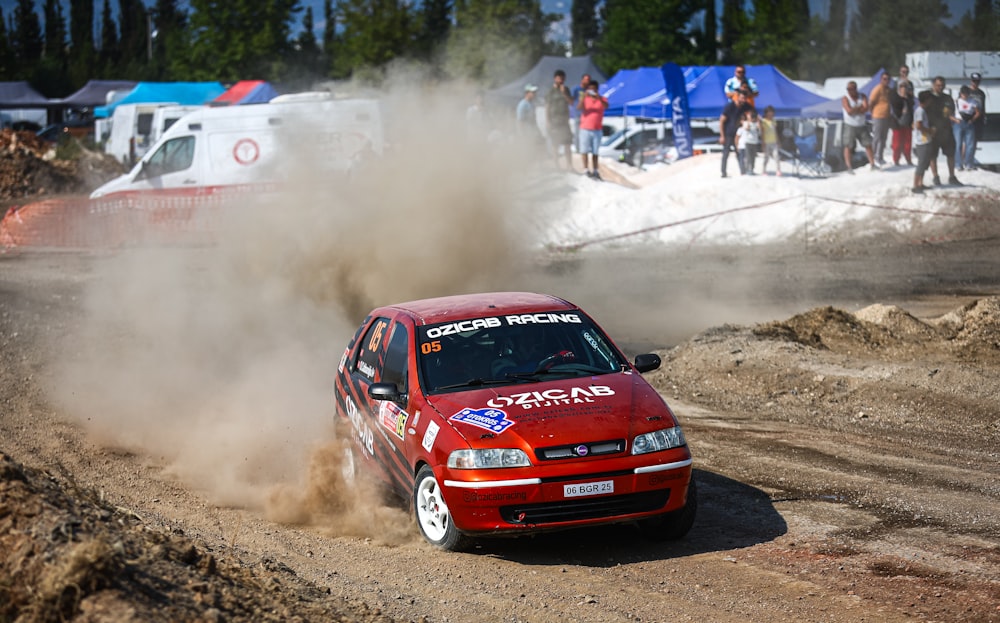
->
[[571, 0, 599, 56], [733, 0, 809, 73], [445, 0, 554, 85], [288, 6, 323, 86], [718, 0, 750, 64], [99, 0, 119, 69], [595, 0, 700, 75], [150, 0, 188, 79], [12, 0, 45, 72], [331, 0, 414, 81], [181, 0, 303, 81], [0, 7, 13, 78], [42, 0, 68, 61], [797, 0, 851, 81], [68, 0, 98, 87], [414, 0, 452, 62], [953, 0, 1000, 52], [847, 0, 954, 75]]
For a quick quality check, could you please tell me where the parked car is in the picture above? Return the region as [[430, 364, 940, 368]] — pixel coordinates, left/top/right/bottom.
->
[[600, 122, 719, 167], [334, 292, 696, 551], [36, 119, 94, 143]]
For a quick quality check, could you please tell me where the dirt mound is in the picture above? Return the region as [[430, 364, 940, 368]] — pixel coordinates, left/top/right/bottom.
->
[[932, 296, 1000, 359], [0, 452, 394, 623], [0, 129, 124, 201], [752, 305, 904, 353]]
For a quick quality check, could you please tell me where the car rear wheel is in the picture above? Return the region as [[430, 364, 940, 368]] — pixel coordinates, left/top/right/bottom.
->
[[639, 478, 697, 541], [413, 466, 470, 551]]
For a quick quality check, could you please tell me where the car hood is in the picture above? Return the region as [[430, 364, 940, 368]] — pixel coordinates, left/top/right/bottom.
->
[[425, 372, 673, 449]]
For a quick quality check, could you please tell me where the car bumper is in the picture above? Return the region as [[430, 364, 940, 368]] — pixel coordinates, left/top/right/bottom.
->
[[439, 455, 693, 535]]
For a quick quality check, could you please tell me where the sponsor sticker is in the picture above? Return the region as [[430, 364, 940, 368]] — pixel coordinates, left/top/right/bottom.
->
[[449, 407, 514, 434], [421, 420, 440, 452], [488, 385, 615, 410], [564, 480, 614, 498], [379, 401, 408, 440], [424, 313, 581, 339]]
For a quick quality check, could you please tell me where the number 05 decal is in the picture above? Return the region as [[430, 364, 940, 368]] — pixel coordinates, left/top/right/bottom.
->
[[420, 340, 442, 354]]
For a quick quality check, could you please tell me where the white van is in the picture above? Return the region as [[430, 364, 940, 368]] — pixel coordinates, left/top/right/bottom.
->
[[90, 98, 383, 199], [105, 103, 179, 166]]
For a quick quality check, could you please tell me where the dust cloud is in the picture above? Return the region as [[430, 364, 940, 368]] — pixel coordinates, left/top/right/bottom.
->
[[48, 76, 539, 541]]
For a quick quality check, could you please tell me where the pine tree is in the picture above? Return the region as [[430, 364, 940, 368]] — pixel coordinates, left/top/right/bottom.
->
[[445, 0, 552, 85], [68, 0, 97, 87], [734, 0, 809, 73], [595, 0, 700, 74], [847, 0, 954, 75], [289, 5, 323, 85], [953, 0, 1000, 51], [12, 0, 45, 72], [718, 0, 750, 64], [150, 0, 187, 79], [182, 0, 303, 81], [0, 7, 13, 77], [331, 0, 414, 81], [99, 0, 118, 69], [414, 0, 452, 61], [42, 0, 68, 60], [571, 0, 599, 56]]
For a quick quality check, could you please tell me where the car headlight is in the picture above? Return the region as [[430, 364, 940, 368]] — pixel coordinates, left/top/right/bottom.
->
[[447, 448, 531, 469], [631, 426, 686, 455]]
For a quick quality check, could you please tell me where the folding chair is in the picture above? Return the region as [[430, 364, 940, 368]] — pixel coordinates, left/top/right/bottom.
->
[[781, 134, 829, 178]]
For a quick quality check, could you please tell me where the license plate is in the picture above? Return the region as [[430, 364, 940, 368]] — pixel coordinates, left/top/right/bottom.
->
[[564, 480, 614, 498]]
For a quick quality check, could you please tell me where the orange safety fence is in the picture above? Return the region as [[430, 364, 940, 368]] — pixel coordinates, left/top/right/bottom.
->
[[1, 193, 229, 250]]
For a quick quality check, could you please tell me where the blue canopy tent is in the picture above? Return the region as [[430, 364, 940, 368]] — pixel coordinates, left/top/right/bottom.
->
[[617, 65, 833, 120], [800, 69, 887, 119], [600, 67, 666, 117], [94, 82, 225, 118]]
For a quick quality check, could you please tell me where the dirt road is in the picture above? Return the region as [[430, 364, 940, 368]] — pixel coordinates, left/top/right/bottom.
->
[[2, 233, 1000, 622]]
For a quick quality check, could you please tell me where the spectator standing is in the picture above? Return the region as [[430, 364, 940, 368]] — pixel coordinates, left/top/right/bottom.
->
[[897, 66, 914, 96], [923, 76, 960, 185], [516, 84, 541, 145], [719, 90, 754, 177], [576, 79, 608, 180], [760, 105, 781, 176], [968, 72, 986, 168], [570, 73, 591, 167], [890, 82, 914, 165], [954, 85, 981, 171], [841, 81, 876, 173], [546, 70, 575, 170], [724, 65, 759, 107], [739, 110, 762, 175], [912, 91, 935, 193], [868, 72, 893, 167]]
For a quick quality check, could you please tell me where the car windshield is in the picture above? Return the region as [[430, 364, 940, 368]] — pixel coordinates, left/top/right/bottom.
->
[[417, 311, 627, 393]]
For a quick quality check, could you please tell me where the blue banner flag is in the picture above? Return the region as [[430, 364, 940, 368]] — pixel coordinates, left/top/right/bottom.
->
[[661, 62, 694, 160]]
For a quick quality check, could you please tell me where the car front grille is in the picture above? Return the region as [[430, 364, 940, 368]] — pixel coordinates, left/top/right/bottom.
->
[[499, 490, 670, 525], [535, 439, 626, 461]]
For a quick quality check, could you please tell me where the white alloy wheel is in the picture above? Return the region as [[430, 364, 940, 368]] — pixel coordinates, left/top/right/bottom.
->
[[413, 466, 469, 551]]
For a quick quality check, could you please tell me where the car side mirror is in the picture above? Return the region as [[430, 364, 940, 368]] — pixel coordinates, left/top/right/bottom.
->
[[633, 353, 661, 373], [368, 382, 404, 402]]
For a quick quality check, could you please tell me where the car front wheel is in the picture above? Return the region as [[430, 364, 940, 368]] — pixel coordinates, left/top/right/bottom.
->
[[639, 478, 697, 541], [413, 466, 470, 551]]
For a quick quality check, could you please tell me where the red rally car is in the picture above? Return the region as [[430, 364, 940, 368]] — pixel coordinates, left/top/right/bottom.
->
[[334, 292, 695, 551]]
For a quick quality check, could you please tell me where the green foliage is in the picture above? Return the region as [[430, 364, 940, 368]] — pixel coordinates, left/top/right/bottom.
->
[[571, 0, 599, 56], [180, 0, 303, 81], [12, 0, 44, 69], [445, 0, 554, 85], [331, 0, 415, 80], [849, 0, 956, 74], [595, 0, 701, 74]]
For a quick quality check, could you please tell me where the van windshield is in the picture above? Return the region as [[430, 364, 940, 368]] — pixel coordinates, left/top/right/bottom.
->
[[145, 135, 195, 176]]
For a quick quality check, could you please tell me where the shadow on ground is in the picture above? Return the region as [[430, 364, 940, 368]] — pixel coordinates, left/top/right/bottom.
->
[[470, 469, 786, 566]]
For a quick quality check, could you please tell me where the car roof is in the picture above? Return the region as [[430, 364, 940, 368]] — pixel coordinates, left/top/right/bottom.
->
[[383, 292, 577, 326]]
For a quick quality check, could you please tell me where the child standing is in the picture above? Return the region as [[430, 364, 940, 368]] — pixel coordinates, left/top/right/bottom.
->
[[912, 91, 935, 193], [760, 106, 781, 176], [740, 110, 762, 175]]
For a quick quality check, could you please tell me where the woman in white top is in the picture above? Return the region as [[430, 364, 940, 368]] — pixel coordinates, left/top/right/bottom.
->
[[953, 85, 981, 171]]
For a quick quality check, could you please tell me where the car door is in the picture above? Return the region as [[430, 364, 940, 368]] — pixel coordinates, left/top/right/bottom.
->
[[345, 314, 414, 495]]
